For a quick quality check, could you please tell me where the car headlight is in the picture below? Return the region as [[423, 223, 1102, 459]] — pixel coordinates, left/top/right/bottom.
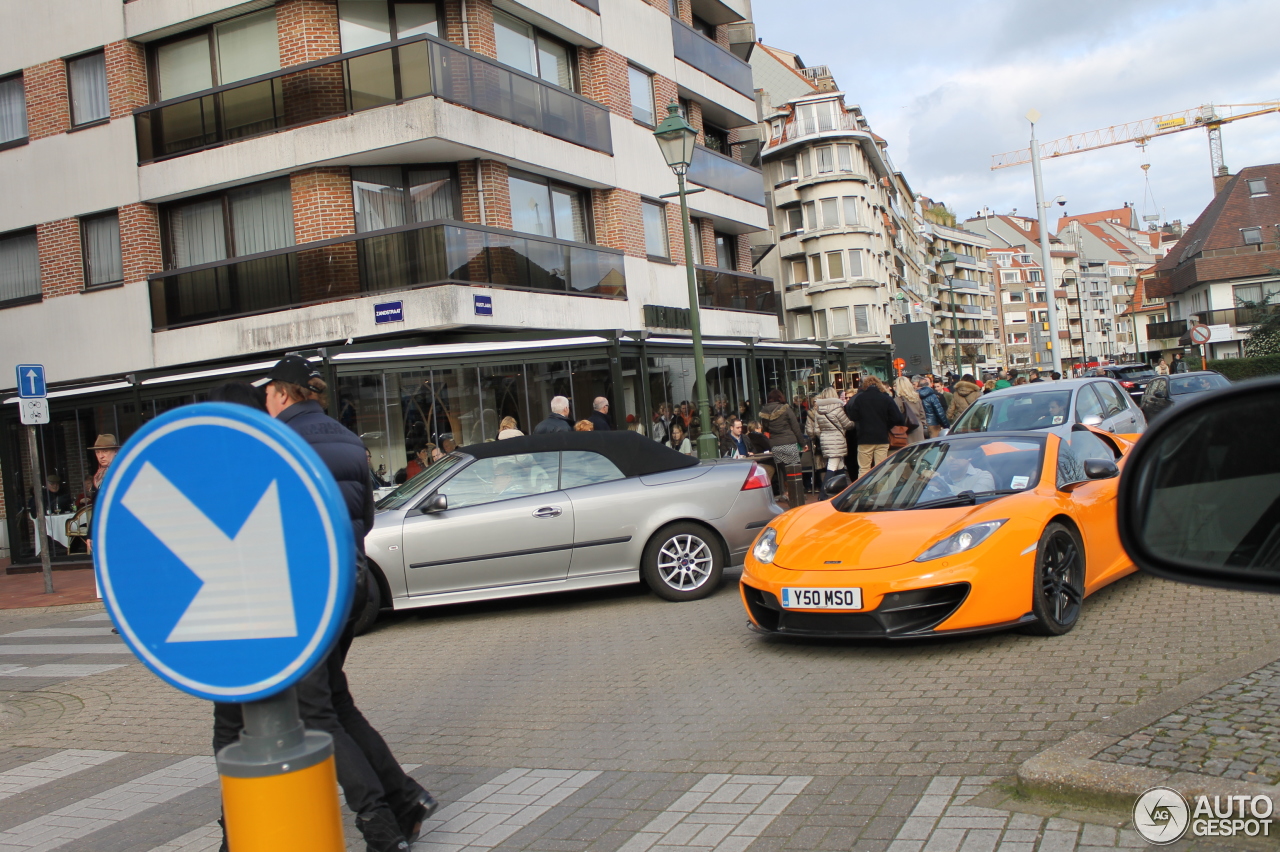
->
[[915, 520, 1007, 562], [752, 527, 778, 565]]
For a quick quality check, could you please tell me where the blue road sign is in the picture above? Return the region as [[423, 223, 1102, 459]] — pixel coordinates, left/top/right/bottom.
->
[[15, 364, 45, 398], [93, 402, 355, 702], [474, 294, 493, 316], [374, 300, 404, 324]]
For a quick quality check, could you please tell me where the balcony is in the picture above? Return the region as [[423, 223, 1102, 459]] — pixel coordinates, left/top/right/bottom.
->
[[696, 266, 776, 314], [134, 34, 612, 164], [670, 18, 754, 98], [1144, 319, 1187, 341], [766, 110, 860, 150], [687, 145, 765, 205], [1192, 305, 1280, 328], [940, 329, 985, 341], [147, 220, 625, 330]]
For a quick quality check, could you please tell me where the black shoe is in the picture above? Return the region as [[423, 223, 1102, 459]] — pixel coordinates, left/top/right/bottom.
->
[[398, 791, 439, 843], [217, 816, 228, 852], [357, 806, 409, 852]]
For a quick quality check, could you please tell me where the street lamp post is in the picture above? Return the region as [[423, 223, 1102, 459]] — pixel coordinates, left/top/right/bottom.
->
[[1027, 109, 1063, 374], [655, 103, 717, 460], [940, 251, 959, 376]]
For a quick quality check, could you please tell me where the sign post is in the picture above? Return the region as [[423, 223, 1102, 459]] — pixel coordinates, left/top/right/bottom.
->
[[16, 365, 52, 594], [94, 402, 355, 851], [1190, 323, 1211, 370]]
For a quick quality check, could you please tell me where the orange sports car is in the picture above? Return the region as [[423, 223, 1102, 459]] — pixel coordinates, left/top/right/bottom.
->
[[740, 427, 1137, 639]]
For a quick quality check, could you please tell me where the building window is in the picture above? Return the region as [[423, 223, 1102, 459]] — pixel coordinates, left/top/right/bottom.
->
[[1028, 269, 1042, 282], [793, 311, 814, 339], [68, 51, 109, 126], [790, 259, 808, 286], [0, 74, 28, 146], [837, 145, 853, 172], [493, 10, 576, 91], [641, 200, 668, 259], [691, 14, 715, 39], [352, 165, 458, 232], [825, 251, 843, 280], [803, 201, 817, 231], [808, 254, 822, 283], [508, 171, 589, 242], [853, 304, 871, 335], [1247, 178, 1268, 197], [820, 198, 839, 228], [780, 159, 798, 182], [1008, 332, 1028, 344], [1001, 270, 1019, 283], [81, 211, 122, 288], [628, 66, 655, 126], [1006, 291, 1024, 302], [163, 178, 294, 269], [842, 197, 859, 226], [830, 306, 850, 337], [847, 249, 863, 278], [713, 231, 736, 269], [814, 309, 828, 338], [785, 207, 803, 234], [702, 123, 729, 155], [799, 150, 812, 178], [0, 229, 41, 305], [816, 146, 834, 173], [153, 10, 281, 101], [688, 220, 704, 264], [338, 1, 440, 50], [1241, 227, 1263, 245]]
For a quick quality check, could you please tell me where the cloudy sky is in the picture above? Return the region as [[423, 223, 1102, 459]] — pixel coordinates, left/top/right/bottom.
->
[[751, 0, 1280, 230]]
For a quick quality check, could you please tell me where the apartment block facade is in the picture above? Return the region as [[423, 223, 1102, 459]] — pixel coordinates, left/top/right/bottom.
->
[[918, 221, 997, 375], [2, 0, 874, 563]]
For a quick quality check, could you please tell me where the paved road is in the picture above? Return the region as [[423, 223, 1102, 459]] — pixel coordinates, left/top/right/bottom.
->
[[0, 567, 1277, 851]]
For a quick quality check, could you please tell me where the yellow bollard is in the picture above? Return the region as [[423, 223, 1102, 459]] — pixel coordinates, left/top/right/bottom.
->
[[221, 753, 345, 851]]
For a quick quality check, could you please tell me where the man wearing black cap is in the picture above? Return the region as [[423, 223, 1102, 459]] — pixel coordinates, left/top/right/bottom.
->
[[256, 356, 436, 852]]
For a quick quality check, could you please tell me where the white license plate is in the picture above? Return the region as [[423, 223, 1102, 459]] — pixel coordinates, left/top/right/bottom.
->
[[781, 587, 862, 610]]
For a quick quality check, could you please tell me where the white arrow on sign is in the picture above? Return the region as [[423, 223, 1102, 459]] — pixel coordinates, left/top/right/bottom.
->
[[24, 369, 39, 395], [120, 462, 298, 643]]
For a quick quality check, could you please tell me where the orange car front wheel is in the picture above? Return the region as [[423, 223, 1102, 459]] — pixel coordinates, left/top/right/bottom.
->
[[1023, 522, 1085, 636]]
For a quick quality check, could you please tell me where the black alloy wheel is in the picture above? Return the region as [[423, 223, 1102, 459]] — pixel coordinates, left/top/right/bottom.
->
[[1024, 522, 1085, 636]]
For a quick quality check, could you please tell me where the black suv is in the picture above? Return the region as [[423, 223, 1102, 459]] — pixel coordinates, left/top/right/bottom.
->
[[1084, 364, 1158, 402]]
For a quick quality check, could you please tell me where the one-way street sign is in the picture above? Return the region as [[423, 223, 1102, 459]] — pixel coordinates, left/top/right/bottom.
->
[[93, 402, 355, 702], [15, 364, 46, 398]]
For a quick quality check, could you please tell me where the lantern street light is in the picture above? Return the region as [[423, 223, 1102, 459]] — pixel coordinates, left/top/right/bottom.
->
[[654, 102, 717, 459], [939, 250, 960, 375]]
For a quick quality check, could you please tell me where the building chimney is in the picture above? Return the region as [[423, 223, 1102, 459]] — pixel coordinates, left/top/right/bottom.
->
[[1212, 171, 1234, 195]]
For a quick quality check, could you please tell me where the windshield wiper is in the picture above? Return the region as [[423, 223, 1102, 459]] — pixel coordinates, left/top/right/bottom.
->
[[907, 490, 977, 510]]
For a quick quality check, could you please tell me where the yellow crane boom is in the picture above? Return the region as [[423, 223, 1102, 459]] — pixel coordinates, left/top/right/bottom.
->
[[991, 102, 1280, 184]]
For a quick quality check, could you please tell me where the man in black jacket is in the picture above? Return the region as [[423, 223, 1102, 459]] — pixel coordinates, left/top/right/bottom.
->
[[259, 356, 435, 852], [533, 395, 574, 433], [848, 377, 904, 479]]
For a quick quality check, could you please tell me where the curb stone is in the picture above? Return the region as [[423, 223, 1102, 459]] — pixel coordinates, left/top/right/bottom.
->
[[1018, 636, 1280, 811]]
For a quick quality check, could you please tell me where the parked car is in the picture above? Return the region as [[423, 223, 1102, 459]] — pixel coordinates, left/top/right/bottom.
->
[[1138, 371, 1230, 422], [1084, 364, 1158, 403], [356, 431, 783, 631], [741, 427, 1138, 638], [948, 378, 1146, 438]]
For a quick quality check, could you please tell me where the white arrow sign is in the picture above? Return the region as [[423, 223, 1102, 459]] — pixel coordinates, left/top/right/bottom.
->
[[24, 369, 38, 395], [120, 462, 298, 643]]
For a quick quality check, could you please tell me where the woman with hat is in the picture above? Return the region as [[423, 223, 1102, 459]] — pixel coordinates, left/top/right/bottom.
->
[[84, 434, 119, 552]]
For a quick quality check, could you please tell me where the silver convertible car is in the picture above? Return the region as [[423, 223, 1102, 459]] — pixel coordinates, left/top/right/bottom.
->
[[357, 431, 783, 629]]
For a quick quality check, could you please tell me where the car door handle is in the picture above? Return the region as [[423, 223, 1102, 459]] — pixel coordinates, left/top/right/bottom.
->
[[533, 506, 563, 519]]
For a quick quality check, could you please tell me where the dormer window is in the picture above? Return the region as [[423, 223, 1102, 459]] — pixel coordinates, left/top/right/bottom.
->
[[1242, 227, 1263, 245], [1247, 178, 1268, 197]]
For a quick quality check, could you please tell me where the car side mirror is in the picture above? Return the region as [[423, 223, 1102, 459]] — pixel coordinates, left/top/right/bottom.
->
[[420, 494, 447, 514], [823, 472, 849, 498], [1118, 377, 1280, 594], [1080, 414, 1103, 427], [1083, 458, 1118, 480]]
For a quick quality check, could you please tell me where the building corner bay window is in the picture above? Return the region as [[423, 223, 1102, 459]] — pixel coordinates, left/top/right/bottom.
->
[[508, 172, 589, 243], [494, 10, 575, 91], [338, 1, 440, 51], [642, 201, 668, 259], [0, 230, 40, 304], [82, 212, 122, 288], [154, 9, 281, 101], [0, 74, 27, 144], [68, 52, 109, 126]]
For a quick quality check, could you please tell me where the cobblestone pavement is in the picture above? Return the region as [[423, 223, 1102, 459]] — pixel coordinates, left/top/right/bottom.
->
[[0, 567, 1276, 850], [1094, 660, 1280, 784]]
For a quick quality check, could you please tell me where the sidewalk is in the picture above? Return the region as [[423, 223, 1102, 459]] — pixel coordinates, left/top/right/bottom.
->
[[0, 566, 100, 609], [1018, 637, 1280, 810]]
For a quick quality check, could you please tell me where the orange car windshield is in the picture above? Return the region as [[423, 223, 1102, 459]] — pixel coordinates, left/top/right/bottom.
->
[[840, 436, 1045, 512]]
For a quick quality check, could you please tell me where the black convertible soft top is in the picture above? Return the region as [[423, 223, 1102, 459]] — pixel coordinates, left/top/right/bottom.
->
[[459, 430, 700, 477]]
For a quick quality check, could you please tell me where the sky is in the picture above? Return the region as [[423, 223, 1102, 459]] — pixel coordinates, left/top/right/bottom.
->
[[750, 0, 1280, 231]]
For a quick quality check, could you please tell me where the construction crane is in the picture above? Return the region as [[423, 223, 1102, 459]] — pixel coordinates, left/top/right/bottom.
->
[[991, 102, 1280, 188]]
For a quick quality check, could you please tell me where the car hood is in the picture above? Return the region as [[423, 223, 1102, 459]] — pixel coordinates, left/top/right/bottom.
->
[[769, 500, 1003, 570]]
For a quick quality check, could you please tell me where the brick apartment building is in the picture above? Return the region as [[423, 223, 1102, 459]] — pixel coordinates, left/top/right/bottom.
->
[[0, 0, 876, 563]]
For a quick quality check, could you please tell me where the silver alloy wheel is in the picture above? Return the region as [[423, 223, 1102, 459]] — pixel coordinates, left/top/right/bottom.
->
[[656, 533, 715, 591]]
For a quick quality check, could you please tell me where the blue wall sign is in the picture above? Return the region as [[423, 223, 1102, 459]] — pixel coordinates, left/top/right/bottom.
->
[[374, 301, 404, 324], [93, 403, 355, 702], [474, 295, 493, 317], [15, 364, 46, 399]]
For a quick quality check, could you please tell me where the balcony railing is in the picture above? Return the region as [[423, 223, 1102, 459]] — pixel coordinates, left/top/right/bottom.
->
[[1144, 319, 1188, 340], [940, 329, 985, 341], [766, 110, 860, 149], [687, 145, 765, 205], [696, 266, 776, 315], [134, 34, 612, 163], [670, 18, 754, 98], [1192, 305, 1280, 328], [147, 220, 625, 330]]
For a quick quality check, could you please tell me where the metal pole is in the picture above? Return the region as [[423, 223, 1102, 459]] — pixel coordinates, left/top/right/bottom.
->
[[1075, 280, 1087, 369], [26, 426, 53, 594], [217, 686, 345, 851], [1029, 119, 1063, 374], [949, 275, 959, 377], [677, 172, 716, 460]]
